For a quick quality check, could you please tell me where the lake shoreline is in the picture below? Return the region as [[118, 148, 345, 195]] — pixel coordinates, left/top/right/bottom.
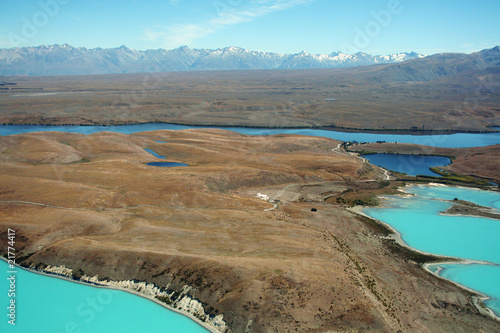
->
[[349, 183, 500, 322], [422, 261, 500, 321], [438, 199, 500, 220], [0, 258, 223, 333]]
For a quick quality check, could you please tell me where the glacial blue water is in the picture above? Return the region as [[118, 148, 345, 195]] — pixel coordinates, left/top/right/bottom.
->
[[363, 153, 450, 176], [363, 185, 500, 317], [1, 123, 500, 148], [427, 263, 500, 316], [0, 260, 208, 333]]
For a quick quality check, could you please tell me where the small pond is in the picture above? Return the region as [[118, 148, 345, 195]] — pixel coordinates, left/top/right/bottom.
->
[[144, 148, 166, 159], [147, 162, 189, 167], [144, 148, 187, 167]]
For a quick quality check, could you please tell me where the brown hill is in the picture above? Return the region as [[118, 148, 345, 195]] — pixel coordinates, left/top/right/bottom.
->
[[364, 46, 500, 82], [1, 130, 498, 332]]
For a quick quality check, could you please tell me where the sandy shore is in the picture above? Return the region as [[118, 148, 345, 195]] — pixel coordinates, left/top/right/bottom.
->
[[0, 258, 221, 333], [438, 211, 500, 221]]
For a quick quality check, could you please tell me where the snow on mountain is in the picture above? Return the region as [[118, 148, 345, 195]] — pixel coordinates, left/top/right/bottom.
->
[[0, 44, 426, 76]]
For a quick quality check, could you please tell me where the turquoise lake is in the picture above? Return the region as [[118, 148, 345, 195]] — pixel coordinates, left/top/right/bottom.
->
[[363, 185, 500, 317], [0, 260, 208, 333], [427, 263, 500, 316]]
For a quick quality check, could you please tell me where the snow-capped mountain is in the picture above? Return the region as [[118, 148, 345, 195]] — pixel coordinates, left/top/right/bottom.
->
[[0, 44, 426, 76]]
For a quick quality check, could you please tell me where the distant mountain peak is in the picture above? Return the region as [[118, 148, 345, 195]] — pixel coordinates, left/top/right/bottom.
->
[[221, 46, 245, 53], [0, 43, 437, 76], [176, 45, 191, 51]]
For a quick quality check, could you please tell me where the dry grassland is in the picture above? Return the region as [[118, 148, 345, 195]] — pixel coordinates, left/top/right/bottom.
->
[[0, 129, 498, 332]]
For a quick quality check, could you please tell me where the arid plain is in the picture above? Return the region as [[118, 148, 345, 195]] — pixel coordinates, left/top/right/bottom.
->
[[1, 63, 499, 131]]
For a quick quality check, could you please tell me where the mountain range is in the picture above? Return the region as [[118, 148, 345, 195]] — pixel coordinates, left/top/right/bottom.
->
[[0, 44, 426, 76]]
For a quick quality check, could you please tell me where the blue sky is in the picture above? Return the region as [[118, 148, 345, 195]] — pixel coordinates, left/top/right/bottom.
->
[[0, 0, 499, 55]]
